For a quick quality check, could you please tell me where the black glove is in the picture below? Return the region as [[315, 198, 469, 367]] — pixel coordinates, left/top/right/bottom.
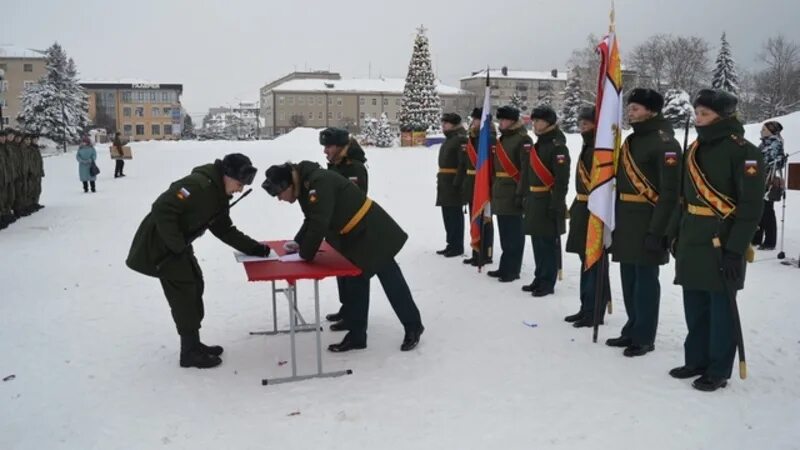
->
[[644, 233, 666, 254], [249, 244, 271, 257], [721, 250, 743, 283]]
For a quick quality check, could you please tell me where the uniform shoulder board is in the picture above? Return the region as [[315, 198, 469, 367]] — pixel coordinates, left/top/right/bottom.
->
[[729, 134, 747, 146]]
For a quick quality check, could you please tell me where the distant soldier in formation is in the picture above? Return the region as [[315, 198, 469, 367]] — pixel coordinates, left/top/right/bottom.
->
[[606, 88, 681, 357], [521, 105, 570, 298], [0, 128, 45, 229], [436, 113, 468, 257], [0, 129, 14, 229]]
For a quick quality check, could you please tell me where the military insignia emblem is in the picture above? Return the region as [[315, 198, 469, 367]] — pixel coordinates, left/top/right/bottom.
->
[[176, 187, 191, 201], [664, 152, 678, 166], [348, 176, 358, 183], [309, 189, 318, 203], [556, 154, 566, 164], [744, 160, 758, 176]]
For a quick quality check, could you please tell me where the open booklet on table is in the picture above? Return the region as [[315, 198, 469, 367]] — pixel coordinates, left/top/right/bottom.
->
[[233, 251, 306, 263]]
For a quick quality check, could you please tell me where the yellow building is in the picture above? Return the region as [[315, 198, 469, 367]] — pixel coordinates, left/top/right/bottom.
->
[[81, 80, 184, 141], [0, 46, 47, 129]]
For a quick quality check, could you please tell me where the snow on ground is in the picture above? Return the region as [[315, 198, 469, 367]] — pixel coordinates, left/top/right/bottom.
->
[[1, 116, 799, 450]]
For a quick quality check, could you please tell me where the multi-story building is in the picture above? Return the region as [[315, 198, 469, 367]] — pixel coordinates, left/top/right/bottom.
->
[[81, 80, 184, 140], [202, 101, 261, 138], [259, 72, 474, 137], [0, 46, 47, 128], [460, 67, 568, 116]]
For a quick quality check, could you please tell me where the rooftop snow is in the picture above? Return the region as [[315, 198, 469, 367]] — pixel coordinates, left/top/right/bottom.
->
[[79, 78, 183, 86], [271, 78, 469, 96], [460, 69, 567, 82], [0, 45, 46, 59]]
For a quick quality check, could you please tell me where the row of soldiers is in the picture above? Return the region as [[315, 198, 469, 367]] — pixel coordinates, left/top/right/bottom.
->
[[0, 128, 46, 229], [437, 87, 763, 392]]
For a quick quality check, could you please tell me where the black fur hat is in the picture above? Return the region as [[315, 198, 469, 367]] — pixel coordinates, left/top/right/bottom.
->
[[627, 88, 665, 112], [693, 88, 738, 118], [577, 106, 596, 123], [441, 113, 462, 125], [470, 108, 483, 119], [496, 105, 520, 121], [319, 128, 349, 146], [531, 105, 558, 125], [262, 163, 294, 196], [220, 153, 257, 185]]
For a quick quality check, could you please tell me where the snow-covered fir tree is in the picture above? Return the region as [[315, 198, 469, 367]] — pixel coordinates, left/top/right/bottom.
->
[[537, 84, 554, 106], [711, 32, 739, 95], [398, 26, 442, 133], [17, 43, 89, 142], [375, 113, 394, 148], [510, 92, 527, 112], [182, 114, 195, 138], [360, 117, 378, 145], [662, 89, 695, 128], [560, 72, 584, 133]]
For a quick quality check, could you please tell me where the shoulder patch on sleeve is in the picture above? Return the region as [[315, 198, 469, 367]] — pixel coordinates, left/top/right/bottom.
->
[[744, 160, 758, 176], [664, 152, 678, 166], [176, 187, 191, 201], [556, 154, 567, 165], [308, 189, 318, 203]]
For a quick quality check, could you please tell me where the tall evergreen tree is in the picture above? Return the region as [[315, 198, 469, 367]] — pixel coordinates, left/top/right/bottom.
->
[[662, 89, 695, 128], [398, 26, 442, 133], [510, 92, 527, 112], [17, 43, 89, 142], [182, 114, 195, 138], [560, 71, 584, 133], [712, 32, 739, 95]]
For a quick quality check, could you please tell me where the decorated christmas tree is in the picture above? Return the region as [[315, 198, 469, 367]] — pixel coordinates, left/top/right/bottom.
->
[[398, 26, 442, 133]]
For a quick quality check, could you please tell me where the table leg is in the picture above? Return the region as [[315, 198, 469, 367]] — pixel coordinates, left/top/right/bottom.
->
[[287, 283, 298, 378], [272, 280, 278, 333], [314, 280, 323, 374]]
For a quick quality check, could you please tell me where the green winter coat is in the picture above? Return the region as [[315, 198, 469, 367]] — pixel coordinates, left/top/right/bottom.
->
[[0, 142, 8, 184], [566, 130, 596, 255], [522, 126, 570, 236], [611, 115, 681, 266], [456, 126, 497, 205], [670, 117, 764, 292], [293, 161, 407, 275], [126, 162, 264, 281], [492, 122, 531, 215], [327, 138, 369, 194], [6, 141, 21, 178], [436, 127, 468, 207]]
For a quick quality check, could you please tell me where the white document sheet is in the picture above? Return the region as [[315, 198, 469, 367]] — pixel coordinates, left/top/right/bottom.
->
[[278, 253, 305, 263], [233, 251, 279, 263]]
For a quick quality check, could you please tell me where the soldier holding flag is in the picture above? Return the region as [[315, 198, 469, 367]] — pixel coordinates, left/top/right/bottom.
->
[[458, 107, 495, 266]]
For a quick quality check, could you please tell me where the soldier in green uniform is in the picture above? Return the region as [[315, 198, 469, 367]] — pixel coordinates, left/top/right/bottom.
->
[[606, 88, 681, 357], [565, 107, 611, 327], [0, 130, 14, 229], [10, 130, 25, 219], [18, 133, 36, 215], [318, 127, 369, 332], [126, 153, 270, 369], [29, 133, 44, 212], [521, 105, 570, 297], [436, 113, 468, 257], [263, 161, 424, 352], [489, 106, 529, 282], [457, 108, 495, 266], [668, 89, 763, 392]]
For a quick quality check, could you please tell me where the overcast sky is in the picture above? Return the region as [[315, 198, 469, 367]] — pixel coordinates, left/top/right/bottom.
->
[[3, 0, 799, 117]]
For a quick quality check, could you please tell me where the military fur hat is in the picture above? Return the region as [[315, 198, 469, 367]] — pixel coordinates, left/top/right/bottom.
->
[[470, 108, 483, 120], [262, 163, 294, 197], [627, 88, 665, 112], [577, 106, 596, 123], [319, 127, 349, 147], [693, 89, 738, 118], [531, 105, 558, 125], [441, 112, 462, 125], [220, 153, 258, 185], [496, 105, 520, 121]]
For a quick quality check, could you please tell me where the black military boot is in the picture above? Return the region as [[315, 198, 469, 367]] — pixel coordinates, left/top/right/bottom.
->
[[328, 332, 367, 353], [573, 315, 604, 328], [401, 326, 424, 351], [623, 344, 655, 357], [197, 341, 224, 357], [499, 274, 520, 283], [487, 269, 503, 278], [669, 366, 705, 379], [436, 247, 450, 255], [605, 336, 632, 347], [443, 248, 464, 258], [564, 310, 583, 323], [692, 375, 728, 392], [531, 286, 554, 297], [325, 311, 343, 322], [522, 279, 540, 292], [329, 320, 349, 332], [463, 252, 478, 265], [179, 331, 222, 368]]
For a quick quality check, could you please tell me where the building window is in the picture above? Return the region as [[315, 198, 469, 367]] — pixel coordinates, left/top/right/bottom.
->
[[308, 111, 313, 120], [336, 97, 342, 106], [317, 97, 323, 105], [371, 98, 377, 106], [152, 124, 161, 135], [161, 92, 170, 102], [135, 107, 144, 117], [337, 112, 342, 119], [318, 112, 323, 119], [442, 99, 447, 108], [152, 107, 161, 117], [278, 112, 285, 121], [308, 96, 314, 105], [278, 96, 284, 105], [298, 96, 305, 105], [327, 112, 332, 119], [163, 107, 171, 116], [0, 80, 7, 93], [123, 107, 132, 117], [122, 91, 132, 102], [23, 80, 36, 89], [328, 97, 333, 105], [360, 112, 365, 119], [24, 64, 33, 72], [123, 124, 133, 136], [395, 112, 400, 119], [360, 97, 365, 105], [383, 98, 388, 106], [395, 98, 401, 106], [135, 124, 145, 135], [149, 91, 157, 102], [287, 96, 294, 105], [164, 124, 173, 135]]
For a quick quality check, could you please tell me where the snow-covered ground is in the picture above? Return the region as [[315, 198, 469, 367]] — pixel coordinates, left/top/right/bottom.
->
[[2, 118, 799, 450]]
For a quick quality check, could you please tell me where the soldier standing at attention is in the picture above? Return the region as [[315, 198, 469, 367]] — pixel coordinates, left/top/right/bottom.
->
[[0, 130, 14, 229], [668, 89, 763, 392], [606, 88, 681, 357], [521, 105, 570, 297], [318, 127, 369, 333], [488, 106, 529, 282], [436, 113, 468, 257]]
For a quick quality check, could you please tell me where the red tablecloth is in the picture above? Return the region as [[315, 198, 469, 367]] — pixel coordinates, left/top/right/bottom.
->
[[243, 240, 361, 284]]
